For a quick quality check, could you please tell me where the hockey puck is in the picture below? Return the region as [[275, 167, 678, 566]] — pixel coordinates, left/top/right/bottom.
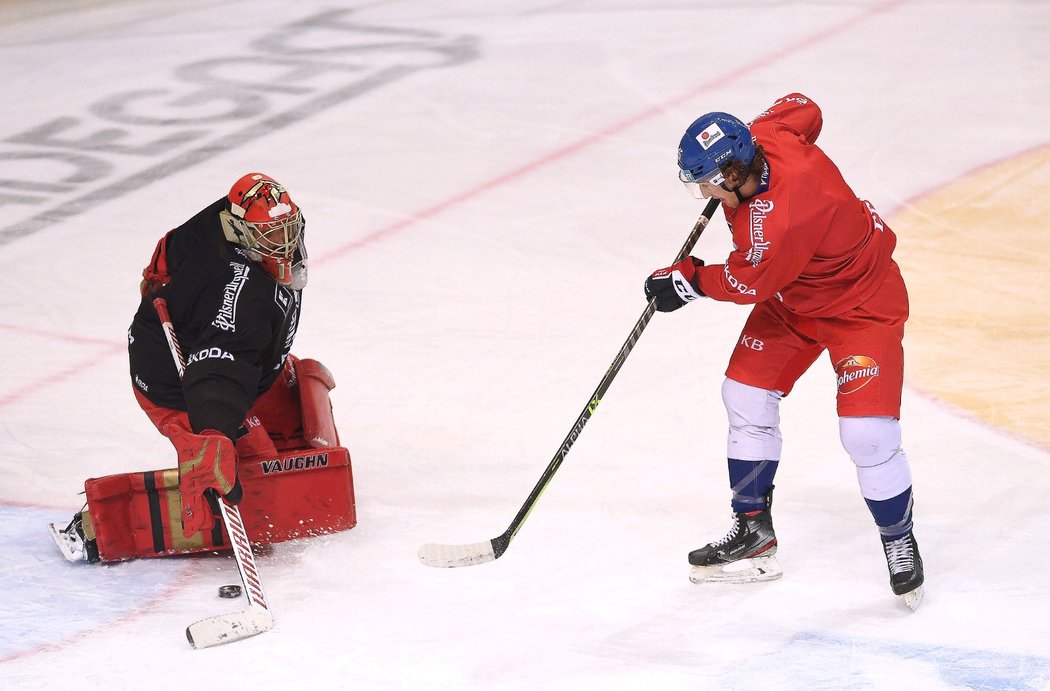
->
[[218, 584, 243, 599]]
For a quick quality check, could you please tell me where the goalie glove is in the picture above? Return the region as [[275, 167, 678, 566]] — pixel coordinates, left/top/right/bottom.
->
[[644, 257, 705, 312], [165, 427, 243, 537]]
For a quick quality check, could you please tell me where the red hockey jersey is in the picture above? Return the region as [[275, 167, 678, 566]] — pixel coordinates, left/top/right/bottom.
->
[[695, 93, 898, 318]]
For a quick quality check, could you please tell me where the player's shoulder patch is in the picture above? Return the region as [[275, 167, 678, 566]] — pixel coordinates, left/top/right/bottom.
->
[[273, 284, 293, 312]]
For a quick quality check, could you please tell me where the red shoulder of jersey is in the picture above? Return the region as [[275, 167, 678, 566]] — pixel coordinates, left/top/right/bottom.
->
[[749, 93, 822, 144]]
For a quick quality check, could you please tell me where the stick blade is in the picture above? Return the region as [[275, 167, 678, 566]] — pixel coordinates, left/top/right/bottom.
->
[[186, 606, 274, 649], [417, 540, 497, 568]]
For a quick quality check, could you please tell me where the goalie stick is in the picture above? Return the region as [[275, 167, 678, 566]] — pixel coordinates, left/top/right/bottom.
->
[[153, 297, 275, 648], [418, 198, 722, 568]]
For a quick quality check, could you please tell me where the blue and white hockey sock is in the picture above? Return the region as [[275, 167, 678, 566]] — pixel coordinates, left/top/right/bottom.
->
[[728, 458, 779, 513], [864, 487, 914, 542]]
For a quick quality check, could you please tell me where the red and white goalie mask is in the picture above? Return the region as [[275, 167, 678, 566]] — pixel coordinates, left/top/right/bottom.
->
[[221, 172, 306, 287]]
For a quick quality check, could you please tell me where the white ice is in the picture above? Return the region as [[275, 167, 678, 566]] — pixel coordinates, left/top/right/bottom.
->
[[2, 1, 1049, 689]]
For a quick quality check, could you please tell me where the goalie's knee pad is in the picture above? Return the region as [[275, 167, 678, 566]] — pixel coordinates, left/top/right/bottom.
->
[[839, 415, 912, 501], [296, 358, 339, 447], [722, 378, 783, 461], [252, 355, 340, 452]]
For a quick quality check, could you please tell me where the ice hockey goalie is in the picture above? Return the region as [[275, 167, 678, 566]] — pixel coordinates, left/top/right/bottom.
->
[[49, 173, 356, 563]]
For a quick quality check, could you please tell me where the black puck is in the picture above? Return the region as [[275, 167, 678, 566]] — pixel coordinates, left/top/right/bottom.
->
[[218, 584, 243, 599]]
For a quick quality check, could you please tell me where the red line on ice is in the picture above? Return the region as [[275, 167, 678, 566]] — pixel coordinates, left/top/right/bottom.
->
[[317, 0, 907, 262]]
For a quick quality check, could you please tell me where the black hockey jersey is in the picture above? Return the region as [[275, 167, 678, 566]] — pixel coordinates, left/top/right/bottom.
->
[[129, 198, 303, 441]]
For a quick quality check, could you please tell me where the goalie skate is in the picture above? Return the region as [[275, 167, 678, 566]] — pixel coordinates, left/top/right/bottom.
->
[[48, 509, 99, 563], [49, 521, 84, 562]]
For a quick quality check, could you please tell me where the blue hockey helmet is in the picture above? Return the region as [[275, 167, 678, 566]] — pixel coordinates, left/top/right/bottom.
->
[[677, 112, 755, 186]]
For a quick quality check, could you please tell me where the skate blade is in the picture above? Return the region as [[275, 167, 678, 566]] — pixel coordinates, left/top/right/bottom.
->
[[689, 556, 783, 584], [901, 585, 924, 611], [48, 522, 84, 562]]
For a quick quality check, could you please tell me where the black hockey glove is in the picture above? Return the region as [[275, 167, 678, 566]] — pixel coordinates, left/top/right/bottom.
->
[[644, 257, 705, 312]]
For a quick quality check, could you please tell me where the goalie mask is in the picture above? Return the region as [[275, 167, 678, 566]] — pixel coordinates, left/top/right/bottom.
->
[[221, 173, 306, 288]]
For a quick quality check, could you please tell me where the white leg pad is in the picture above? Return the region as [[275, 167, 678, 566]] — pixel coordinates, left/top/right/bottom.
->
[[722, 378, 783, 461], [839, 416, 913, 501]]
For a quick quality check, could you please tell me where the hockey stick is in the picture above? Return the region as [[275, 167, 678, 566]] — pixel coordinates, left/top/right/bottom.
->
[[153, 297, 274, 648], [418, 198, 722, 568]]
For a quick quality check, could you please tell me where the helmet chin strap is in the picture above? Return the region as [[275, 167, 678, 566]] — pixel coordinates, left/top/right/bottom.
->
[[718, 179, 750, 204]]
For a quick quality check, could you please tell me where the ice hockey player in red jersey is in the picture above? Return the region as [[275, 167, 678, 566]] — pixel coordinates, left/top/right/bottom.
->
[[50, 173, 356, 563], [644, 94, 924, 609]]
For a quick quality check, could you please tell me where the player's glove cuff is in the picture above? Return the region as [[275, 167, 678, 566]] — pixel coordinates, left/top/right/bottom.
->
[[644, 257, 706, 312]]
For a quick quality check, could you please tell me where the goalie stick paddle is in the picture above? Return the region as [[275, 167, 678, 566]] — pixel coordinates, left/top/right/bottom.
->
[[418, 198, 722, 568], [153, 297, 275, 648]]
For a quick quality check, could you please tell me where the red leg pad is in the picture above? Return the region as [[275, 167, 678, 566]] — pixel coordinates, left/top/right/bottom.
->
[[238, 446, 356, 544], [85, 446, 357, 562], [296, 358, 340, 448], [250, 356, 339, 451], [85, 469, 226, 561], [250, 358, 305, 452]]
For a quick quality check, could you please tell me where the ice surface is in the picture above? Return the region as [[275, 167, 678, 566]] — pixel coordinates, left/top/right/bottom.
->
[[2, 1, 1049, 689]]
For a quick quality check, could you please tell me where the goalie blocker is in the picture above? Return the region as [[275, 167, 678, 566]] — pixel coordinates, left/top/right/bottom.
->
[[74, 357, 356, 562]]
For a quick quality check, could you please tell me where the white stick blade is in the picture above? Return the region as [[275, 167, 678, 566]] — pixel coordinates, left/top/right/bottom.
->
[[417, 541, 496, 568], [186, 607, 274, 649]]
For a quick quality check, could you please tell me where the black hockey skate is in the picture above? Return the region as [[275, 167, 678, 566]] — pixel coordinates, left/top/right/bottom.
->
[[882, 531, 924, 610], [48, 508, 99, 564], [688, 488, 781, 584]]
